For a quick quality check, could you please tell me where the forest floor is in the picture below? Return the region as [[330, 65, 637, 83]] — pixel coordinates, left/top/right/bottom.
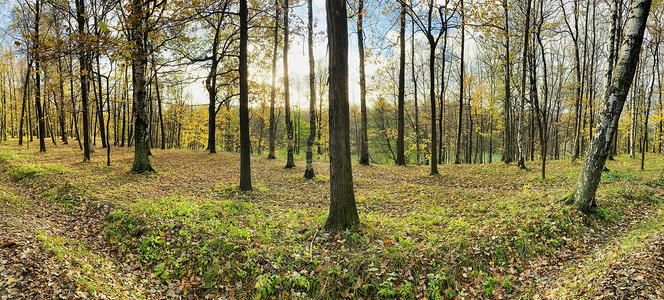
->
[[0, 139, 664, 299]]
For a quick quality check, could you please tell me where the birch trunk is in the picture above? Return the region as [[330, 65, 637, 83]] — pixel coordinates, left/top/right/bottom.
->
[[566, 0, 651, 214]]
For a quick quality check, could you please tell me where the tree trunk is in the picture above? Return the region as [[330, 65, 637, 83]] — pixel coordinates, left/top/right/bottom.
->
[[153, 60, 165, 150], [358, 0, 369, 166], [268, 0, 280, 159], [642, 45, 657, 170], [324, 0, 359, 232], [34, 0, 46, 153], [427, 0, 438, 175], [516, 0, 531, 169], [76, 0, 91, 161], [130, 0, 155, 173], [412, 19, 421, 165], [566, 0, 651, 214], [304, 0, 317, 179], [284, 0, 295, 168], [239, 0, 252, 191], [502, 0, 512, 164], [18, 60, 31, 146], [396, 0, 406, 166], [94, 45, 107, 148], [455, 0, 464, 165]]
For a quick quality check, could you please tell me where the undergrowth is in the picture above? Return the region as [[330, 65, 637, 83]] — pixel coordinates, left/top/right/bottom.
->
[[2, 142, 664, 298]]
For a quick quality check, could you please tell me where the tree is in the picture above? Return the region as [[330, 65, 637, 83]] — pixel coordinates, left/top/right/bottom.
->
[[454, 0, 464, 164], [516, 0, 532, 169], [502, 0, 512, 164], [32, 0, 46, 153], [239, 0, 252, 191], [268, 0, 280, 159], [565, 0, 651, 214], [396, 0, 406, 166], [357, 0, 369, 165], [283, 0, 295, 169], [324, 0, 359, 232], [129, 0, 159, 173], [409, 0, 451, 175], [304, 0, 316, 179]]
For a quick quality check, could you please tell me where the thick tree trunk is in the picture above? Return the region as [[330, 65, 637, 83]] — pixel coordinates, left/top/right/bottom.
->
[[305, 0, 317, 179], [76, 0, 91, 161], [396, 0, 406, 166], [324, 0, 359, 232], [130, 0, 155, 173], [566, 0, 651, 214], [239, 0, 252, 191]]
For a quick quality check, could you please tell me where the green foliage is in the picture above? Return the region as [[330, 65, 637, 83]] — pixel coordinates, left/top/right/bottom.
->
[[601, 168, 636, 183], [7, 163, 44, 181]]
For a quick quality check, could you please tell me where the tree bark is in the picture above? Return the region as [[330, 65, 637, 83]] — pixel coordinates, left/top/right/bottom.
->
[[239, 0, 252, 191], [502, 0, 512, 164], [284, 0, 295, 168], [566, 0, 651, 214], [304, 0, 317, 179], [34, 0, 46, 153], [358, 0, 369, 166], [75, 0, 91, 161], [324, 0, 359, 232], [396, 0, 406, 166], [454, 0, 464, 165], [427, 0, 438, 175], [516, 0, 531, 169], [268, 0, 280, 159], [130, 0, 155, 173]]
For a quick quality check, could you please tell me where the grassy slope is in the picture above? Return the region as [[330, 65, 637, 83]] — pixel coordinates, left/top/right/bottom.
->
[[0, 139, 662, 299]]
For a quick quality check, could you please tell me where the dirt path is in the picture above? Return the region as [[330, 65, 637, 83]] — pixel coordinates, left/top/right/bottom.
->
[[0, 177, 161, 299]]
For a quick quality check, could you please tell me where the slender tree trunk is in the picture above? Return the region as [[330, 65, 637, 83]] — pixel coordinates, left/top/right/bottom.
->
[[94, 44, 107, 148], [455, 1, 464, 164], [566, 0, 651, 214], [502, 0, 512, 163], [284, 0, 295, 168], [396, 0, 406, 165], [516, 0, 531, 169], [324, 0, 359, 232], [412, 20, 421, 165], [358, 0, 369, 166], [34, 0, 46, 153], [152, 59, 165, 150], [268, 0, 280, 159], [305, 0, 317, 178], [438, 24, 448, 164], [536, 0, 549, 179], [18, 60, 31, 146], [642, 45, 657, 170], [427, 0, 438, 175]]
